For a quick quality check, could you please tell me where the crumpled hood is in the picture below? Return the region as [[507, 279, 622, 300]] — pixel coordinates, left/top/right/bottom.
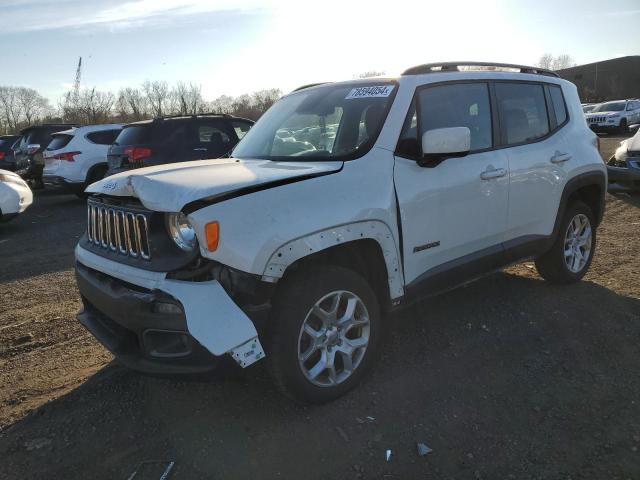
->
[[625, 133, 640, 153], [86, 158, 343, 212]]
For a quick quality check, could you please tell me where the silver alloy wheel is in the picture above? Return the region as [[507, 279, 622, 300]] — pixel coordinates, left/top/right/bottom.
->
[[297, 290, 370, 387], [564, 213, 592, 273]]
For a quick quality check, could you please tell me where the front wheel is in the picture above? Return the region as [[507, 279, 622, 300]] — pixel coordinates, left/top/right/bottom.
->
[[267, 265, 381, 403], [619, 118, 628, 134], [535, 201, 596, 283]]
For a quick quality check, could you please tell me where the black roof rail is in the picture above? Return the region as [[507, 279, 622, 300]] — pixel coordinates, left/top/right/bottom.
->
[[291, 82, 331, 92], [154, 112, 233, 121], [402, 61, 559, 78]]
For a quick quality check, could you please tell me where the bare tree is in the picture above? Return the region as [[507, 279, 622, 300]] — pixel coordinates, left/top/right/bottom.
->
[[355, 70, 386, 79], [117, 87, 147, 121], [143, 80, 170, 117], [552, 54, 575, 71], [0, 86, 23, 133], [208, 95, 235, 114], [17, 87, 51, 126], [537, 53, 554, 70], [172, 82, 206, 115], [537, 53, 575, 71]]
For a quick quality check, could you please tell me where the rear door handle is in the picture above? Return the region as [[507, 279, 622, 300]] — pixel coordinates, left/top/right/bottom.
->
[[193, 147, 208, 152], [480, 167, 507, 180], [550, 151, 572, 163]]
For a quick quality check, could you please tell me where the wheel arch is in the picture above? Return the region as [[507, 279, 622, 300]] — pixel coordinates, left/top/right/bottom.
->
[[553, 171, 606, 239], [262, 221, 404, 308], [85, 162, 108, 185]]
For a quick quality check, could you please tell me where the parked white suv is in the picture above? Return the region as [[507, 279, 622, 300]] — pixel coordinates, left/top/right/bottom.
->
[[43, 124, 122, 196], [75, 62, 606, 403], [584, 99, 640, 133]]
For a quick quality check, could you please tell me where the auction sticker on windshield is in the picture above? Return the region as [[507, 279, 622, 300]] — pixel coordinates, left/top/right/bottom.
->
[[345, 85, 394, 99]]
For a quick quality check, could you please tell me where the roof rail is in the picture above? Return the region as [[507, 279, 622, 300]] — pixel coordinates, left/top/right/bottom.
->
[[291, 82, 331, 92], [402, 62, 559, 77], [154, 112, 232, 120]]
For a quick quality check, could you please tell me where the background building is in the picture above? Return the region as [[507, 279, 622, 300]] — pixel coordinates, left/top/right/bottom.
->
[[557, 56, 640, 103]]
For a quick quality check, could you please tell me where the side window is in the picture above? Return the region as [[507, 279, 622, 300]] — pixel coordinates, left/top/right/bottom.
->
[[231, 121, 252, 140], [198, 124, 231, 145], [87, 129, 120, 145], [417, 82, 493, 152], [549, 85, 567, 126], [495, 83, 549, 145]]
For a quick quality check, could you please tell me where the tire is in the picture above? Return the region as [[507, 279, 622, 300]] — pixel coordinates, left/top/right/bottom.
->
[[76, 165, 107, 198], [619, 118, 628, 134], [267, 265, 381, 404], [535, 201, 596, 284]]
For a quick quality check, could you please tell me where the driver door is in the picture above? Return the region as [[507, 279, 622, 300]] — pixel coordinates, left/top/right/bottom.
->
[[393, 82, 509, 290]]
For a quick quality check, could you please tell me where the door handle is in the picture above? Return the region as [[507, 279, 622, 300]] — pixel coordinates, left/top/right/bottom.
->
[[480, 167, 507, 180], [550, 151, 572, 163], [193, 147, 208, 152]]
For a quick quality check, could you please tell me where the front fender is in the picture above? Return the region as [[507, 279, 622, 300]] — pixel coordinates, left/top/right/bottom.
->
[[262, 220, 404, 300]]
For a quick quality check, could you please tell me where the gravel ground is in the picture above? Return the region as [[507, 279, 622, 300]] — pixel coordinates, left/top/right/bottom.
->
[[0, 134, 639, 479]]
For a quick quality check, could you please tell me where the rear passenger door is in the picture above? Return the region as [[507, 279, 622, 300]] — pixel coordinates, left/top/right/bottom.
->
[[193, 120, 236, 159], [496, 81, 569, 243]]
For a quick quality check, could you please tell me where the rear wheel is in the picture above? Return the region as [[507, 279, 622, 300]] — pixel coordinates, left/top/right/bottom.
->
[[76, 165, 107, 198], [619, 118, 628, 134], [535, 201, 596, 283], [267, 265, 381, 403]]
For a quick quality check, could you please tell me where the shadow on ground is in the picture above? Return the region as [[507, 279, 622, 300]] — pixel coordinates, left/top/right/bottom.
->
[[1, 272, 639, 479]]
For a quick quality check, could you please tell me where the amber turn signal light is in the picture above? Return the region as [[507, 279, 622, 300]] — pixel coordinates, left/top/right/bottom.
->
[[205, 221, 219, 251]]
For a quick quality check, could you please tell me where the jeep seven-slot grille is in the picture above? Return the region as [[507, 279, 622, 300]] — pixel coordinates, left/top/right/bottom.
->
[[86, 201, 151, 260], [588, 116, 606, 124]]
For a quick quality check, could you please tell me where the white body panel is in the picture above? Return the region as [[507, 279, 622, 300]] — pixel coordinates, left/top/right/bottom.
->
[[0, 169, 33, 216], [43, 124, 122, 184]]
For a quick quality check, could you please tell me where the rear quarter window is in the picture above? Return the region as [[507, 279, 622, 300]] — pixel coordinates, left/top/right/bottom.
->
[[86, 129, 121, 145], [549, 85, 567, 126], [47, 134, 74, 150], [231, 120, 252, 140], [115, 126, 152, 145]]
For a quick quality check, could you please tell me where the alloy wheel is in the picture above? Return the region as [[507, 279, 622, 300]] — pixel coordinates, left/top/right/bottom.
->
[[297, 290, 370, 387], [564, 213, 592, 273]]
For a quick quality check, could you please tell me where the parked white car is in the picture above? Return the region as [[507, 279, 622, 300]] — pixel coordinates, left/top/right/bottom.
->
[[607, 127, 640, 190], [75, 62, 606, 403], [584, 99, 640, 133], [43, 124, 122, 196], [0, 169, 33, 222]]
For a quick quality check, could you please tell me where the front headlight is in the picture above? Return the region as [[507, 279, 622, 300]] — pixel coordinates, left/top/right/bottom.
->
[[165, 212, 197, 251], [0, 173, 28, 188]]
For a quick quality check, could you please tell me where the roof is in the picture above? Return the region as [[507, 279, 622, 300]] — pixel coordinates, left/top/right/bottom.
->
[[124, 113, 254, 127]]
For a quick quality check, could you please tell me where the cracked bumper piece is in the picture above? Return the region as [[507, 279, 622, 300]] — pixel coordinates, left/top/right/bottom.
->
[[74, 245, 265, 373]]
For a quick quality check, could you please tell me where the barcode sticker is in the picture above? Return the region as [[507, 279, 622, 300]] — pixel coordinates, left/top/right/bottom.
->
[[345, 85, 394, 99]]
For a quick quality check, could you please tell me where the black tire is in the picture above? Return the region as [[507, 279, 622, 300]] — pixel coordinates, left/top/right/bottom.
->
[[535, 201, 596, 284], [76, 165, 107, 198], [267, 265, 381, 404], [619, 118, 628, 134]]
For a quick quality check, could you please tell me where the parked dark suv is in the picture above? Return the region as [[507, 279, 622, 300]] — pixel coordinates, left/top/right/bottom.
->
[[106, 114, 253, 176], [14, 124, 77, 188], [0, 135, 20, 171]]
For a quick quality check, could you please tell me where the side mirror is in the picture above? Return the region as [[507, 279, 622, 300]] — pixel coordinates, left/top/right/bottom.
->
[[422, 127, 471, 157]]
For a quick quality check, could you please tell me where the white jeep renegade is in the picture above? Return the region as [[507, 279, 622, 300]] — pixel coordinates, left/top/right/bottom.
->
[[75, 62, 606, 403]]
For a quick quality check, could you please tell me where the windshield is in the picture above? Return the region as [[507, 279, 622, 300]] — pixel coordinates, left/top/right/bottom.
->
[[592, 101, 625, 112], [582, 105, 596, 113], [232, 82, 397, 161]]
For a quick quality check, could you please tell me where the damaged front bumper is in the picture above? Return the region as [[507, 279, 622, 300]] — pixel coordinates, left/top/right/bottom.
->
[[75, 245, 266, 374], [607, 157, 640, 189]]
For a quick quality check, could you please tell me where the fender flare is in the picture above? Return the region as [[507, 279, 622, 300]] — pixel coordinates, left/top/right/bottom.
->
[[551, 170, 606, 240], [262, 220, 405, 300]]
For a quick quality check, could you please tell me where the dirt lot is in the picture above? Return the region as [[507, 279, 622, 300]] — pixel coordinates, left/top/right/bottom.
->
[[1, 135, 639, 479]]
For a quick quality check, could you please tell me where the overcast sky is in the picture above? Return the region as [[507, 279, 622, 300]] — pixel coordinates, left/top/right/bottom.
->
[[2, 0, 639, 102]]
